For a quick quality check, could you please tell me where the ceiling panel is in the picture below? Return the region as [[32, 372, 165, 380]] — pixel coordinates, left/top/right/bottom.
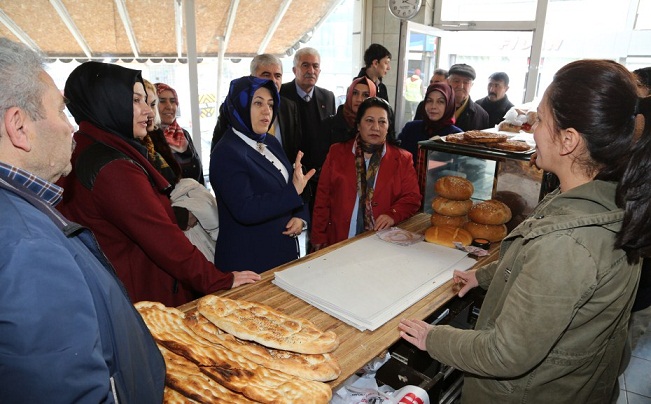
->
[[0, 0, 340, 60]]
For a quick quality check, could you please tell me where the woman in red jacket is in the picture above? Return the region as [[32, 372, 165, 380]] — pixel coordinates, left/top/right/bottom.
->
[[311, 97, 421, 250], [57, 62, 259, 306]]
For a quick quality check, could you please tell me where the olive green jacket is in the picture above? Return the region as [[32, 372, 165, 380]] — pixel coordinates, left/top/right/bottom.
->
[[426, 180, 641, 403]]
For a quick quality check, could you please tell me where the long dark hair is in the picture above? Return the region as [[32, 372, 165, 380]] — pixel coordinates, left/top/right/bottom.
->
[[354, 97, 398, 145], [546, 59, 651, 263]]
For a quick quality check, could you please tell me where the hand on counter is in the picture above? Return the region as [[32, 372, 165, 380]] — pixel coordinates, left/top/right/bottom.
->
[[373, 214, 395, 231], [452, 269, 478, 297], [398, 319, 433, 351], [231, 271, 262, 288]]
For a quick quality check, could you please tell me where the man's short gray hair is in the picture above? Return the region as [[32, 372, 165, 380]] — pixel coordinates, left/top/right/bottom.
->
[[250, 54, 283, 75], [0, 38, 47, 121], [293, 47, 320, 68]]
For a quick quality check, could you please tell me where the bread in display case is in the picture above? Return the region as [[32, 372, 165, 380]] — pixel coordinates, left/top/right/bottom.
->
[[416, 135, 557, 231]]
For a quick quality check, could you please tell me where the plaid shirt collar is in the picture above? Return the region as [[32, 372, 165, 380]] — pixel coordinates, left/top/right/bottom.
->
[[0, 162, 63, 206]]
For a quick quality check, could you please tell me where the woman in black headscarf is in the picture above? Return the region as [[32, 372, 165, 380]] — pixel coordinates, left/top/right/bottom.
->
[[210, 76, 314, 273], [398, 82, 462, 166], [57, 62, 260, 306]]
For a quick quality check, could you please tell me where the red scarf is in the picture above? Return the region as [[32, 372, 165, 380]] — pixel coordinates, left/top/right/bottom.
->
[[163, 120, 188, 150]]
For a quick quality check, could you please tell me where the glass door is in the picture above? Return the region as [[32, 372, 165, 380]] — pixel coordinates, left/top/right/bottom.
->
[[395, 21, 446, 135]]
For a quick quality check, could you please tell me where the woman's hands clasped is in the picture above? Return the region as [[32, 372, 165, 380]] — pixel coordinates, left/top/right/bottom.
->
[[292, 151, 316, 195]]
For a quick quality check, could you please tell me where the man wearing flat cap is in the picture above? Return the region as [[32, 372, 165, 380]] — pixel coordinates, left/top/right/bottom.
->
[[447, 63, 489, 131]]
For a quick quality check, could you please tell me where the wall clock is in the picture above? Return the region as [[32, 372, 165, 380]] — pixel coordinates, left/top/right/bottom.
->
[[388, 0, 423, 20]]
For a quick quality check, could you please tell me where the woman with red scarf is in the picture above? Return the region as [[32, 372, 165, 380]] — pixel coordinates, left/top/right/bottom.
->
[[155, 82, 205, 184], [398, 82, 462, 166], [311, 97, 421, 250]]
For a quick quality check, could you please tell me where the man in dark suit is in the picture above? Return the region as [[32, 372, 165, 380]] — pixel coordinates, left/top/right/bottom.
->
[[447, 63, 489, 131], [211, 54, 301, 163], [280, 47, 335, 219]]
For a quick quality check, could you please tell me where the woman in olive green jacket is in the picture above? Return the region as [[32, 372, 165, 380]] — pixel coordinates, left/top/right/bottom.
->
[[399, 59, 651, 403]]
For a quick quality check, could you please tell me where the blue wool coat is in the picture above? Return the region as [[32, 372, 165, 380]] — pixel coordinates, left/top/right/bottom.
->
[[210, 129, 308, 273]]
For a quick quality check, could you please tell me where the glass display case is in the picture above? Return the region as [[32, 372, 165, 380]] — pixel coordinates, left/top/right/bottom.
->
[[416, 138, 557, 230]]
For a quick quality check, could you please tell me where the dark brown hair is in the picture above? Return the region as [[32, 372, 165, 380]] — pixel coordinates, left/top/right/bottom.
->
[[546, 59, 651, 263]]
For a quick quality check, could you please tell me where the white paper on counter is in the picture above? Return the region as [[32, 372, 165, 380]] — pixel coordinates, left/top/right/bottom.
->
[[273, 236, 476, 331]]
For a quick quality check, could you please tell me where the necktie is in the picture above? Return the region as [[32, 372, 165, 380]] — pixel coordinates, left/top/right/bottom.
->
[[304, 94, 311, 102]]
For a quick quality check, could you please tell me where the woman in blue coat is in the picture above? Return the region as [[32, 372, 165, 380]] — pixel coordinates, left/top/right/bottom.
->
[[210, 76, 314, 273], [398, 82, 462, 166]]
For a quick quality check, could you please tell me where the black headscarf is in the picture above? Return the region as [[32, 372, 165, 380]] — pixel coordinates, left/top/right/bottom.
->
[[65, 61, 145, 141], [224, 76, 280, 142], [423, 82, 457, 136]]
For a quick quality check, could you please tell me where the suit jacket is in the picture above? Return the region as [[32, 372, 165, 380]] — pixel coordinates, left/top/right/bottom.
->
[[311, 139, 422, 246], [280, 79, 336, 121], [209, 129, 308, 273], [211, 96, 302, 162]]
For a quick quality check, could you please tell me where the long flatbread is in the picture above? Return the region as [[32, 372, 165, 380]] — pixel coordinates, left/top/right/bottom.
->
[[197, 295, 339, 354], [135, 301, 332, 404], [160, 345, 253, 404], [185, 311, 341, 382], [164, 387, 200, 404]]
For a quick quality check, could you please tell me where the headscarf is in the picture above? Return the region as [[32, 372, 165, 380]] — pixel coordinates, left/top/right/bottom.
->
[[155, 82, 188, 150], [343, 76, 377, 129], [65, 61, 143, 141], [224, 76, 280, 142], [423, 82, 456, 136]]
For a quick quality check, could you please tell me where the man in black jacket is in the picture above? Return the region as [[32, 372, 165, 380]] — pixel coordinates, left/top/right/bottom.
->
[[356, 43, 392, 102], [211, 54, 302, 163], [280, 47, 335, 219], [447, 63, 489, 131], [476, 72, 515, 128]]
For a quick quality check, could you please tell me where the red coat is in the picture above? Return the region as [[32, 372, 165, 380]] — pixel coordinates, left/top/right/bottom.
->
[[57, 122, 234, 306], [311, 139, 422, 246]]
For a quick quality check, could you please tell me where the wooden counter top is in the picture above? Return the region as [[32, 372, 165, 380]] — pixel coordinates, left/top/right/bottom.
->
[[178, 213, 500, 390]]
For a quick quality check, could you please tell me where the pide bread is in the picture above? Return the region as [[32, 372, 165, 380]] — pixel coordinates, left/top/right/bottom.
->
[[184, 311, 341, 382], [497, 121, 522, 133], [468, 200, 512, 225], [434, 176, 474, 200], [431, 196, 473, 217], [463, 222, 508, 242], [463, 130, 508, 143], [135, 301, 333, 404], [430, 213, 468, 228], [159, 345, 254, 404], [424, 225, 473, 247], [164, 387, 201, 404], [491, 140, 533, 152], [197, 295, 339, 355]]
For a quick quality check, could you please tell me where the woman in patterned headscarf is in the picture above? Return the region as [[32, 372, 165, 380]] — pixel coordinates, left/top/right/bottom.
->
[[155, 82, 205, 184], [398, 82, 462, 166], [210, 76, 314, 273], [311, 97, 421, 251]]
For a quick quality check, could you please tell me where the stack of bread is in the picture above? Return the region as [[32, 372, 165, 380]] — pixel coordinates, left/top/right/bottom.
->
[[463, 199, 512, 242], [425, 176, 474, 247], [135, 296, 339, 403]]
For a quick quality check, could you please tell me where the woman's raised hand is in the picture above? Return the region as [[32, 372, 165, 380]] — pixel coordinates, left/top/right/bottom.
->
[[292, 151, 316, 195]]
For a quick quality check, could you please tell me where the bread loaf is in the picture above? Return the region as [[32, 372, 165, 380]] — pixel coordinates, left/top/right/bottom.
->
[[468, 200, 512, 225], [430, 213, 468, 228], [431, 196, 473, 217], [424, 225, 473, 248], [463, 222, 508, 242], [434, 176, 474, 200]]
